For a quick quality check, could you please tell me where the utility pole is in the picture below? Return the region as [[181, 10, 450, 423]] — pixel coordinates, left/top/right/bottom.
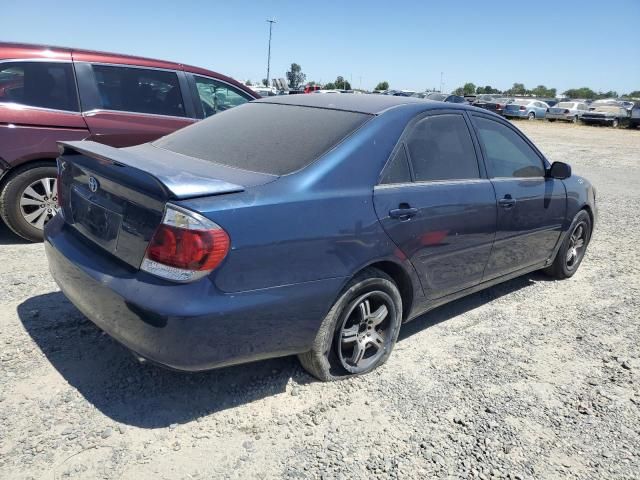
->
[[439, 72, 444, 93], [266, 18, 276, 87]]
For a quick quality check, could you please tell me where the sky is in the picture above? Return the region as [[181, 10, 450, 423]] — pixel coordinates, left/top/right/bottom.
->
[[3, 0, 639, 94]]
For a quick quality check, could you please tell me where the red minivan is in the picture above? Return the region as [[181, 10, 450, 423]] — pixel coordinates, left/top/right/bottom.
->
[[0, 42, 259, 241]]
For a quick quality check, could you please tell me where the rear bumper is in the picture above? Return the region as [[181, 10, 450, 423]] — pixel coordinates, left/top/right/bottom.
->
[[581, 117, 614, 124], [504, 111, 528, 118], [546, 113, 574, 121], [44, 216, 346, 371]]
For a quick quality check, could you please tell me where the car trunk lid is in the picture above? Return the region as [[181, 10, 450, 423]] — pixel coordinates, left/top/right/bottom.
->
[[56, 141, 275, 268]]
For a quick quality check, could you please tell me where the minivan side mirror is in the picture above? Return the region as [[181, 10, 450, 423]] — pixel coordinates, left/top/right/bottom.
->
[[548, 161, 572, 179]]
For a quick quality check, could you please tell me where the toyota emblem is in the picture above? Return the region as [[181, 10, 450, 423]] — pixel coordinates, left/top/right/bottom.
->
[[88, 176, 99, 193]]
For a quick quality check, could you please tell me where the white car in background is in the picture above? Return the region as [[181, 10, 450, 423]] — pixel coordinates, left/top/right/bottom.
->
[[546, 101, 590, 123]]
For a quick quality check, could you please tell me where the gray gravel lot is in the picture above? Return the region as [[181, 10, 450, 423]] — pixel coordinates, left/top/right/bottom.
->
[[0, 122, 639, 480]]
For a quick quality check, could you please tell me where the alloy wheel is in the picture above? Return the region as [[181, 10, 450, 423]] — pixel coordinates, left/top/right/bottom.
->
[[566, 222, 587, 269], [337, 291, 393, 373], [19, 177, 59, 230], [528, 112, 535, 120]]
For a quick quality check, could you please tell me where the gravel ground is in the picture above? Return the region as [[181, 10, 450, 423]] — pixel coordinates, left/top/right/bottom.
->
[[1, 122, 639, 480]]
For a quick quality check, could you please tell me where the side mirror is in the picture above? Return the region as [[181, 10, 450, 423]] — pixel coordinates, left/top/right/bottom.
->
[[548, 161, 572, 179]]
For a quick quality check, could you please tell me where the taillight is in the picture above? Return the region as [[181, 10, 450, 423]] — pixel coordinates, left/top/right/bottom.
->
[[519, 106, 526, 111], [496, 104, 503, 109], [141, 205, 230, 282]]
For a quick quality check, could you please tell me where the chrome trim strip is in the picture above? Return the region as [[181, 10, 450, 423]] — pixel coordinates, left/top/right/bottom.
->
[[0, 101, 82, 115], [375, 179, 491, 189], [81, 108, 193, 121]]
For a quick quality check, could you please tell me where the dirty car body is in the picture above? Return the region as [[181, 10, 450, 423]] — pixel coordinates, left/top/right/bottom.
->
[[44, 95, 597, 372]]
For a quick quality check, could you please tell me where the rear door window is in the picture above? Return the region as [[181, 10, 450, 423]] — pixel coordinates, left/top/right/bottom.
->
[[0, 61, 78, 111], [473, 116, 545, 178], [405, 114, 480, 181], [194, 76, 252, 118], [91, 65, 186, 117]]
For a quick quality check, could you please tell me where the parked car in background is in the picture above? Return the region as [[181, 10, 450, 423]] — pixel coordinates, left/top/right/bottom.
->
[[45, 94, 595, 381], [630, 103, 640, 129], [581, 102, 630, 128], [0, 43, 260, 241], [0, 42, 258, 242], [411, 92, 466, 103], [546, 101, 589, 123], [473, 95, 512, 116], [503, 99, 549, 120], [251, 86, 277, 96]]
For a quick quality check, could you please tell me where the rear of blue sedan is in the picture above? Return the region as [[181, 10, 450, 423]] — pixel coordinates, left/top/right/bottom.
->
[[44, 96, 425, 376]]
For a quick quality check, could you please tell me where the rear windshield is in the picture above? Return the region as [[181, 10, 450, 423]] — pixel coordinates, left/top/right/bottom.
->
[[557, 102, 575, 108], [512, 100, 531, 106], [153, 103, 371, 175]]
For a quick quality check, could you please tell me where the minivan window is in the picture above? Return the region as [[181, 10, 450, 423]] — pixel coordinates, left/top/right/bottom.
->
[[474, 117, 545, 178], [92, 65, 186, 117], [406, 114, 479, 182], [154, 103, 371, 176], [195, 76, 252, 118], [0, 61, 79, 111]]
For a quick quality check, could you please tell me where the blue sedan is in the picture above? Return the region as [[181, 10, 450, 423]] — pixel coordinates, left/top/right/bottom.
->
[[503, 99, 550, 120], [44, 95, 596, 381]]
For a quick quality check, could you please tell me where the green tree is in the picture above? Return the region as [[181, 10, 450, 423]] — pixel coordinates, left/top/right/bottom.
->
[[623, 90, 640, 98], [286, 63, 306, 90], [453, 86, 465, 96], [261, 78, 269, 87], [246, 80, 253, 86], [476, 85, 501, 94], [462, 82, 476, 95], [334, 76, 351, 90], [374, 81, 389, 91], [531, 85, 557, 98], [324, 82, 336, 89], [563, 87, 596, 99], [509, 83, 527, 95]]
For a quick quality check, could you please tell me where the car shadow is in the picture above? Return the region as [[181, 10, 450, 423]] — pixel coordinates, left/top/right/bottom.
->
[[18, 272, 550, 428], [0, 220, 30, 245]]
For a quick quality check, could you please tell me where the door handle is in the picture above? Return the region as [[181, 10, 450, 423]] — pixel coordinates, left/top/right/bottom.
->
[[389, 206, 418, 219], [498, 195, 516, 209]]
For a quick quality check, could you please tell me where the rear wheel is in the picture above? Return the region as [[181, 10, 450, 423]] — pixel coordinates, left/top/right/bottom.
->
[[528, 112, 536, 120], [547, 118, 556, 122], [612, 118, 619, 128], [572, 115, 579, 124], [544, 210, 592, 279], [298, 268, 402, 381], [0, 163, 59, 242]]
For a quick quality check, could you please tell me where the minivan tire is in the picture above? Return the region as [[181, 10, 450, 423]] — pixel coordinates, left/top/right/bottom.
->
[[0, 163, 59, 242], [298, 268, 402, 381]]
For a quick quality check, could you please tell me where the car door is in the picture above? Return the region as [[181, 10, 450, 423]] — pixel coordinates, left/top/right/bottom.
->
[[75, 62, 197, 147], [373, 111, 497, 300], [0, 60, 89, 166], [470, 114, 566, 280]]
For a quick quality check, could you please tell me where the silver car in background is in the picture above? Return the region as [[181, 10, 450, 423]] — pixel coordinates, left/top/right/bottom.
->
[[547, 101, 590, 123]]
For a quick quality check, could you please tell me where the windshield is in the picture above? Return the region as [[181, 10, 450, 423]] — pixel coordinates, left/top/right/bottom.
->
[[153, 103, 371, 176], [426, 93, 447, 101]]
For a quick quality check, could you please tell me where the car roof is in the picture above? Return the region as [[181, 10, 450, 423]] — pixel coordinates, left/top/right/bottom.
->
[[0, 41, 257, 99], [255, 93, 443, 114]]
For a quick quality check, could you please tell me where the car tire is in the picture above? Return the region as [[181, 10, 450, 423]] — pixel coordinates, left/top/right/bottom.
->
[[298, 268, 403, 381], [543, 210, 592, 280], [572, 115, 579, 124], [528, 112, 535, 120], [547, 118, 556, 122], [0, 163, 59, 242], [612, 118, 619, 128]]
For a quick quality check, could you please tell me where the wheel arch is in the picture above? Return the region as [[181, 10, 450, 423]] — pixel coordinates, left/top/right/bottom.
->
[[0, 157, 58, 190], [351, 259, 417, 321]]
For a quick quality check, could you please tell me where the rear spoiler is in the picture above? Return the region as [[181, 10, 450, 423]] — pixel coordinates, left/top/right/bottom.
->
[[58, 141, 245, 200]]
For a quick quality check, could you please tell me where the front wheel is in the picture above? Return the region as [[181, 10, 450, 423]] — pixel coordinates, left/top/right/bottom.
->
[[544, 210, 592, 279], [572, 115, 579, 124], [0, 163, 59, 242], [547, 118, 556, 122], [611, 118, 619, 128], [528, 112, 536, 120], [298, 268, 402, 381]]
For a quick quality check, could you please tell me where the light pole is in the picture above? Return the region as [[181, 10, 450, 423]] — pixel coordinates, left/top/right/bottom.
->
[[266, 18, 276, 87]]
